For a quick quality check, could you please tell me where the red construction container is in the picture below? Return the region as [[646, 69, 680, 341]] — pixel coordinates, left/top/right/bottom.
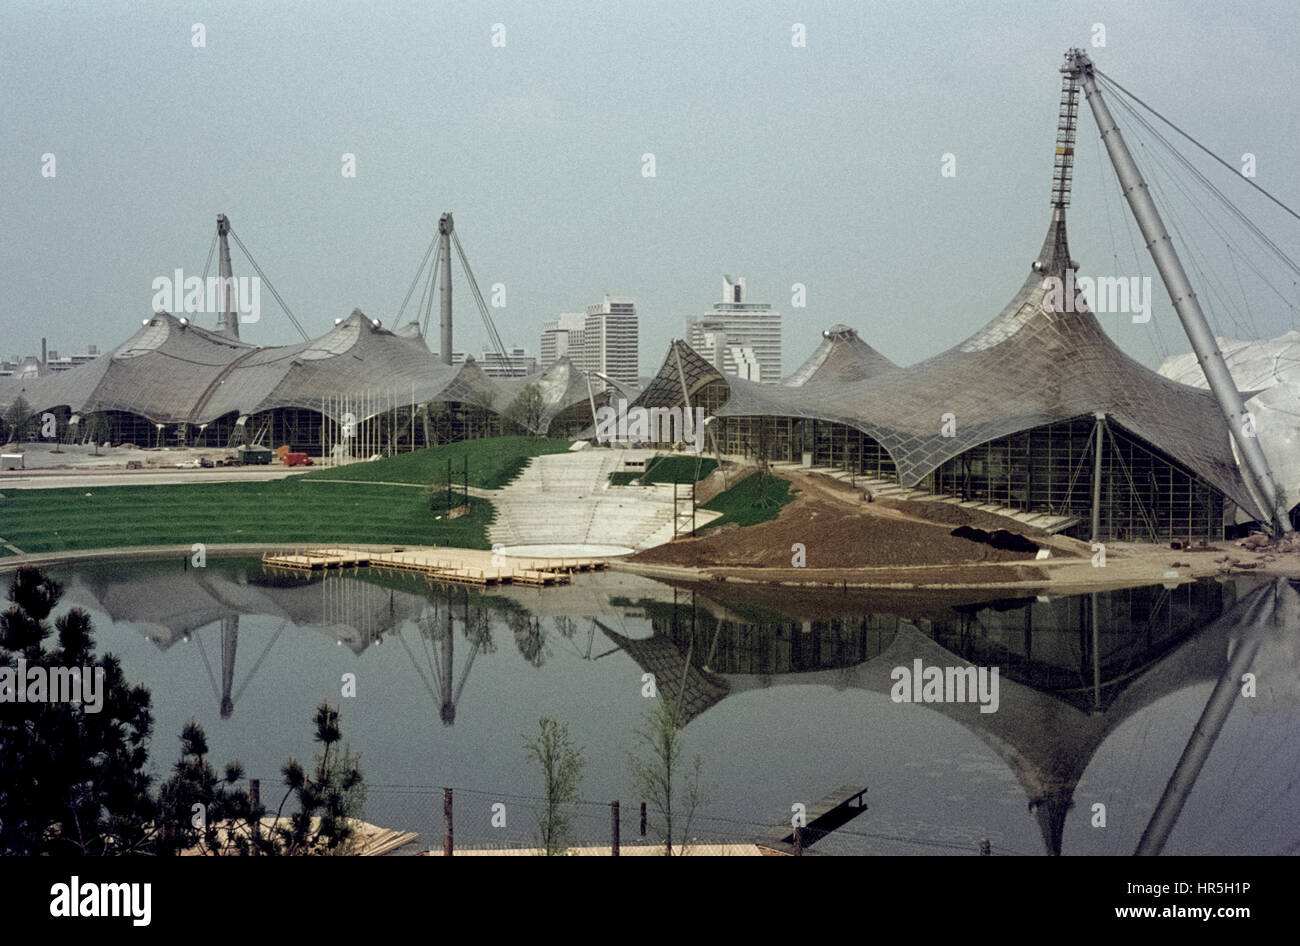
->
[[283, 452, 313, 467]]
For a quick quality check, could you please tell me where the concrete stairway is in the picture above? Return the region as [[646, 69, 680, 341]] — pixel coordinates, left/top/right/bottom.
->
[[489, 449, 720, 551]]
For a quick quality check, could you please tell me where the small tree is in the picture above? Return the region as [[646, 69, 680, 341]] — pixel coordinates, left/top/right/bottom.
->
[[523, 716, 585, 855], [628, 698, 705, 856], [425, 401, 452, 445], [505, 383, 547, 435], [4, 395, 33, 445], [275, 702, 366, 855], [156, 719, 269, 856], [157, 701, 365, 856], [467, 388, 498, 439], [82, 413, 108, 455]]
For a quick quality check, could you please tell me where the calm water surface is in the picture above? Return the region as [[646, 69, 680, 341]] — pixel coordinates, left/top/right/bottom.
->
[[37, 556, 1300, 855]]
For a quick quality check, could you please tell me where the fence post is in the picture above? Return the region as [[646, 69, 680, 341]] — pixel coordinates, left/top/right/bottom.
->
[[443, 788, 454, 856], [979, 838, 991, 856], [249, 778, 260, 810], [611, 801, 620, 857], [640, 802, 647, 837], [793, 825, 803, 857]]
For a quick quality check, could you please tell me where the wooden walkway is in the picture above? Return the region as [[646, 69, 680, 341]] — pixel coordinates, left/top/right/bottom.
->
[[262, 546, 607, 587], [759, 784, 868, 854]]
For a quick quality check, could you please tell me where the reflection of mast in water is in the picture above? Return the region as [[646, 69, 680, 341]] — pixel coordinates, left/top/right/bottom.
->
[[191, 615, 287, 719], [395, 582, 494, 726], [221, 615, 237, 718], [1136, 579, 1283, 856]]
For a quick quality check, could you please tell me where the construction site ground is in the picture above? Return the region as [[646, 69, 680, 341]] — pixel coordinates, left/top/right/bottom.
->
[[622, 467, 1300, 592]]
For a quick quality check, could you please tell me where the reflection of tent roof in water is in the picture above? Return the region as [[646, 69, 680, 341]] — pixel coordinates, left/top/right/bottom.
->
[[65, 567, 426, 717], [605, 580, 1276, 855], [67, 567, 421, 652], [594, 620, 731, 725]]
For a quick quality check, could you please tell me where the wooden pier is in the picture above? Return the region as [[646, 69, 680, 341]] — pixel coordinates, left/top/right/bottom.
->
[[759, 784, 868, 855], [261, 546, 607, 587]]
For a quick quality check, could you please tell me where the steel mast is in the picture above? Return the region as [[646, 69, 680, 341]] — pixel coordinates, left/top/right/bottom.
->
[[438, 211, 454, 365], [1063, 48, 1293, 534], [216, 214, 239, 340]]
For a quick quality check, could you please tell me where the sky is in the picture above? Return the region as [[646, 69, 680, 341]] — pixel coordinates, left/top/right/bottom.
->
[[3, 0, 1298, 377]]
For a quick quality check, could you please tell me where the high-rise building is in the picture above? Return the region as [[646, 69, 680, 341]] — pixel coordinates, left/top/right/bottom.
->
[[685, 275, 782, 384], [478, 346, 537, 378], [539, 313, 587, 370], [583, 296, 638, 393]]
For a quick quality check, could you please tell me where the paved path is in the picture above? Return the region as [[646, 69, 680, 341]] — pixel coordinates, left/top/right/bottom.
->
[[0, 468, 313, 490]]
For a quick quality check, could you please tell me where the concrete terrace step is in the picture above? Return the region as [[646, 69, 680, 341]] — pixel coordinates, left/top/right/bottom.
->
[[488, 449, 691, 550]]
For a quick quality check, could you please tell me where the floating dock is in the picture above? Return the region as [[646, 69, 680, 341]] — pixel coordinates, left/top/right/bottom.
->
[[262, 546, 607, 587]]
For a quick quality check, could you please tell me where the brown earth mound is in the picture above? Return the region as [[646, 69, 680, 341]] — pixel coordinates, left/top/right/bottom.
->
[[632, 473, 1046, 570]]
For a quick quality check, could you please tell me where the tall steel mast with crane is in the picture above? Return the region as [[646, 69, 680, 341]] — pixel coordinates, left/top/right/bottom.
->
[[1063, 48, 1293, 535]]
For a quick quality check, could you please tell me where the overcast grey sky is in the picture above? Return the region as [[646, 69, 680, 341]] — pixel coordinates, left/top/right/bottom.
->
[[3, 0, 1297, 375]]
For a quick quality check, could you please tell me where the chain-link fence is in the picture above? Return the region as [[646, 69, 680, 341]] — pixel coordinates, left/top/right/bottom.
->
[[353, 784, 1030, 855]]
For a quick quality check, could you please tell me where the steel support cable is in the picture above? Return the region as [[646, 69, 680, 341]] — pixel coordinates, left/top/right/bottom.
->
[[1095, 68, 1300, 224], [225, 228, 311, 341], [1133, 117, 1260, 340], [415, 242, 441, 342], [1094, 129, 1125, 339], [201, 229, 218, 283], [1099, 73, 1300, 282], [451, 230, 513, 373], [1109, 95, 1259, 343], [1104, 82, 1300, 324], [229, 619, 288, 708], [1113, 94, 1289, 339], [1149, 150, 1260, 343], [396, 230, 441, 324], [1098, 98, 1174, 356]]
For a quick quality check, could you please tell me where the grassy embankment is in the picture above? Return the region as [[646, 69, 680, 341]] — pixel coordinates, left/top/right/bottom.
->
[[0, 437, 572, 554], [609, 455, 718, 486], [697, 471, 793, 530]]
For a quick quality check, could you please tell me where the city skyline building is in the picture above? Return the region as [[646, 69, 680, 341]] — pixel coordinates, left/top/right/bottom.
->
[[582, 296, 639, 393], [539, 313, 587, 371], [685, 275, 782, 384]]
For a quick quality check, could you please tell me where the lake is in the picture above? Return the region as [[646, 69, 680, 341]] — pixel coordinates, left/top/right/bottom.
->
[[29, 556, 1300, 855]]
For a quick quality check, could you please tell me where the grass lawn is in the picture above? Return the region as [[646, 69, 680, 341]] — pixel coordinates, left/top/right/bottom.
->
[[0, 479, 495, 553], [304, 437, 572, 489], [699, 471, 793, 530], [609, 455, 718, 486]]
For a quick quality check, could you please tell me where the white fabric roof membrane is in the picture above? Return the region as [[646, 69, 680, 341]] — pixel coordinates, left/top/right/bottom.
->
[[0, 309, 590, 430], [1160, 330, 1300, 512]]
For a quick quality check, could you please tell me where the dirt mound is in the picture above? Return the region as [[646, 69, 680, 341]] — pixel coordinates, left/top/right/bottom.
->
[[632, 489, 1042, 569]]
